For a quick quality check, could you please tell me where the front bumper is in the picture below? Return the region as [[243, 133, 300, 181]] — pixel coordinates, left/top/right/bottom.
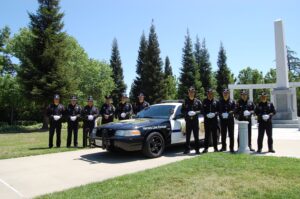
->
[[92, 136, 143, 151]]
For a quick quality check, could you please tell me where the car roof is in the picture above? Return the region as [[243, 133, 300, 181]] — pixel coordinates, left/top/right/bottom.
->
[[151, 103, 182, 106]]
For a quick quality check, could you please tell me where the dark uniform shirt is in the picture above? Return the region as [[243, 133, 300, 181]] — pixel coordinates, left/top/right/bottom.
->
[[134, 101, 150, 114], [202, 98, 219, 121], [255, 101, 276, 123], [181, 97, 202, 121], [100, 103, 115, 123], [218, 99, 235, 120], [47, 104, 65, 123], [235, 99, 255, 121], [116, 102, 133, 120], [66, 104, 81, 122], [81, 105, 99, 125]]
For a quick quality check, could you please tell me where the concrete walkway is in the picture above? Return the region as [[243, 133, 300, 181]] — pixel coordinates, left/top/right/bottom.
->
[[0, 126, 299, 199]]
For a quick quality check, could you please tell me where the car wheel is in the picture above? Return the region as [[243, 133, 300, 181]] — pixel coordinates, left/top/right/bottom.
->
[[142, 132, 165, 158]]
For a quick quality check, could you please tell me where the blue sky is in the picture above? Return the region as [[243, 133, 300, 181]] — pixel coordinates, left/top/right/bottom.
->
[[1, 0, 300, 92]]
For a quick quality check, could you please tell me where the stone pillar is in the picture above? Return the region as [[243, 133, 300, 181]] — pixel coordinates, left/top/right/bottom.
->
[[238, 121, 251, 154], [274, 19, 289, 89], [230, 89, 234, 100], [249, 89, 253, 102]]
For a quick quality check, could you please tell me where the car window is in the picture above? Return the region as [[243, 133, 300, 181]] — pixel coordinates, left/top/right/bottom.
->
[[136, 105, 175, 119], [175, 105, 183, 118]]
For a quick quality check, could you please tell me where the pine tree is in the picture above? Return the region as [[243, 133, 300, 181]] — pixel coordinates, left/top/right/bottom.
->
[[178, 30, 202, 99], [143, 22, 165, 104], [18, 0, 77, 129], [110, 38, 126, 105], [216, 42, 233, 97], [163, 56, 177, 100], [194, 36, 205, 99], [198, 38, 212, 91], [130, 32, 148, 103], [164, 56, 172, 77]]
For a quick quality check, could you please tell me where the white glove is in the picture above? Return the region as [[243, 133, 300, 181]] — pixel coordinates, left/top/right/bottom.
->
[[70, 116, 77, 121], [188, 111, 196, 117], [53, 115, 61, 121], [88, 115, 94, 121], [243, 110, 251, 117], [222, 112, 229, 119], [121, 112, 126, 118], [262, 114, 270, 121], [207, 113, 215, 119]]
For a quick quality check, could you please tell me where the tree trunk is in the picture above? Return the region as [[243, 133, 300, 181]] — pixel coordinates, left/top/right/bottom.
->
[[41, 105, 49, 130], [10, 106, 14, 125]]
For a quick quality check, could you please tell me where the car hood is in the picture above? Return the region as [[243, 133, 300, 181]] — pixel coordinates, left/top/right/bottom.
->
[[99, 118, 168, 130]]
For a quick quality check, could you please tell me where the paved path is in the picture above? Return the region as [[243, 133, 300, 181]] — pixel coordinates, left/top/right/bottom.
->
[[0, 127, 299, 199]]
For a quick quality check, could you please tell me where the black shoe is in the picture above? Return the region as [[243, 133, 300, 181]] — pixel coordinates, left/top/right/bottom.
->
[[249, 148, 255, 152], [269, 149, 275, 153], [214, 149, 219, 152], [195, 150, 200, 155], [67, 146, 70, 148], [220, 148, 226, 152], [257, 149, 262, 153], [202, 149, 208, 153], [183, 150, 190, 154], [230, 150, 235, 153], [49, 146, 53, 149], [56, 146, 61, 148]]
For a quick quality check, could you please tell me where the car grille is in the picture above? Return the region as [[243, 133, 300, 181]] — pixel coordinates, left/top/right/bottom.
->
[[96, 128, 115, 138]]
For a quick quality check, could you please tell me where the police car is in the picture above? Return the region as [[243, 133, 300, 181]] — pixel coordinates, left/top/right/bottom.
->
[[91, 101, 219, 158]]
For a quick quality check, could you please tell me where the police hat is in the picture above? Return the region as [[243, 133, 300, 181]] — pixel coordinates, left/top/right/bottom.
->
[[87, 96, 93, 101], [138, 92, 145, 97], [70, 95, 77, 100], [188, 86, 196, 92], [223, 88, 229, 93], [54, 94, 60, 99], [240, 90, 248, 95], [105, 95, 112, 99], [206, 88, 214, 93], [260, 91, 268, 96]]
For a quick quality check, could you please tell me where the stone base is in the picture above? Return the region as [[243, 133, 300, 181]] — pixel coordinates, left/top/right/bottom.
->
[[271, 88, 297, 120]]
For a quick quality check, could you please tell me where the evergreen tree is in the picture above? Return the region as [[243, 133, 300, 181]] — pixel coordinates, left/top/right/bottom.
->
[[130, 32, 148, 103], [194, 36, 205, 99], [143, 22, 165, 104], [198, 38, 212, 91], [18, 0, 77, 129], [163, 56, 177, 100], [216, 43, 233, 97], [178, 31, 203, 99], [110, 38, 126, 105], [164, 56, 172, 77]]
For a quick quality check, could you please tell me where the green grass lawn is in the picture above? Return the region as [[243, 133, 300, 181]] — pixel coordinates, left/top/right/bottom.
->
[[0, 128, 85, 159], [39, 153, 300, 199]]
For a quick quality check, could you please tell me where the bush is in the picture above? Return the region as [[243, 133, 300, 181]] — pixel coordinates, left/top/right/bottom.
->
[[15, 120, 38, 126]]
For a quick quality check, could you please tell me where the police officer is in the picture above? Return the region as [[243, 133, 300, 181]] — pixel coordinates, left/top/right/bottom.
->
[[235, 90, 255, 151], [116, 93, 133, 120], [255, 91, 276, 153], [100, 95, 115, 124], [47, 94, 65, 148], [133, 93, 150, 114], [66, 95, 81, 148], [202, 88, 219, 153], [218, 88, 235, 153], [181, 86, 202, 154], [81, 96, 99, 147]]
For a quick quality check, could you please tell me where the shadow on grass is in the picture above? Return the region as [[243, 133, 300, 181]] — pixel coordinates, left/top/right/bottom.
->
[[0, 128, 48, 134], [77, 144, 191, 165]]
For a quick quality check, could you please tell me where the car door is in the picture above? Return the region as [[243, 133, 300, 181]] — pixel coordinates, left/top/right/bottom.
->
[[170, 105, 187, 144]]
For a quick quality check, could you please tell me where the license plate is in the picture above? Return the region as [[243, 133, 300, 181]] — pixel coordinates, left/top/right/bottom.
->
[[95, 139, 102, 147]]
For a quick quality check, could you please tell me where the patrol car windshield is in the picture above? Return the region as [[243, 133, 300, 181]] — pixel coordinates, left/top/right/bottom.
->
[[136, 105, 175, 119]]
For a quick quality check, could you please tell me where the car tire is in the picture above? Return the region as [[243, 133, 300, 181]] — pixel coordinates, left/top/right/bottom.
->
[[142, 132, 165, 158]]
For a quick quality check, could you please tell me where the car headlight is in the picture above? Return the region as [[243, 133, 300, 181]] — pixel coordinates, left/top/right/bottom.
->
[[115, 130, 141, 137]]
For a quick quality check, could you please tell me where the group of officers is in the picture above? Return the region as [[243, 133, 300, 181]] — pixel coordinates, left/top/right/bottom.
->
[[46, 86, 276, 155], [182, 86, 276, 155], [46, 93, 149, 148]]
